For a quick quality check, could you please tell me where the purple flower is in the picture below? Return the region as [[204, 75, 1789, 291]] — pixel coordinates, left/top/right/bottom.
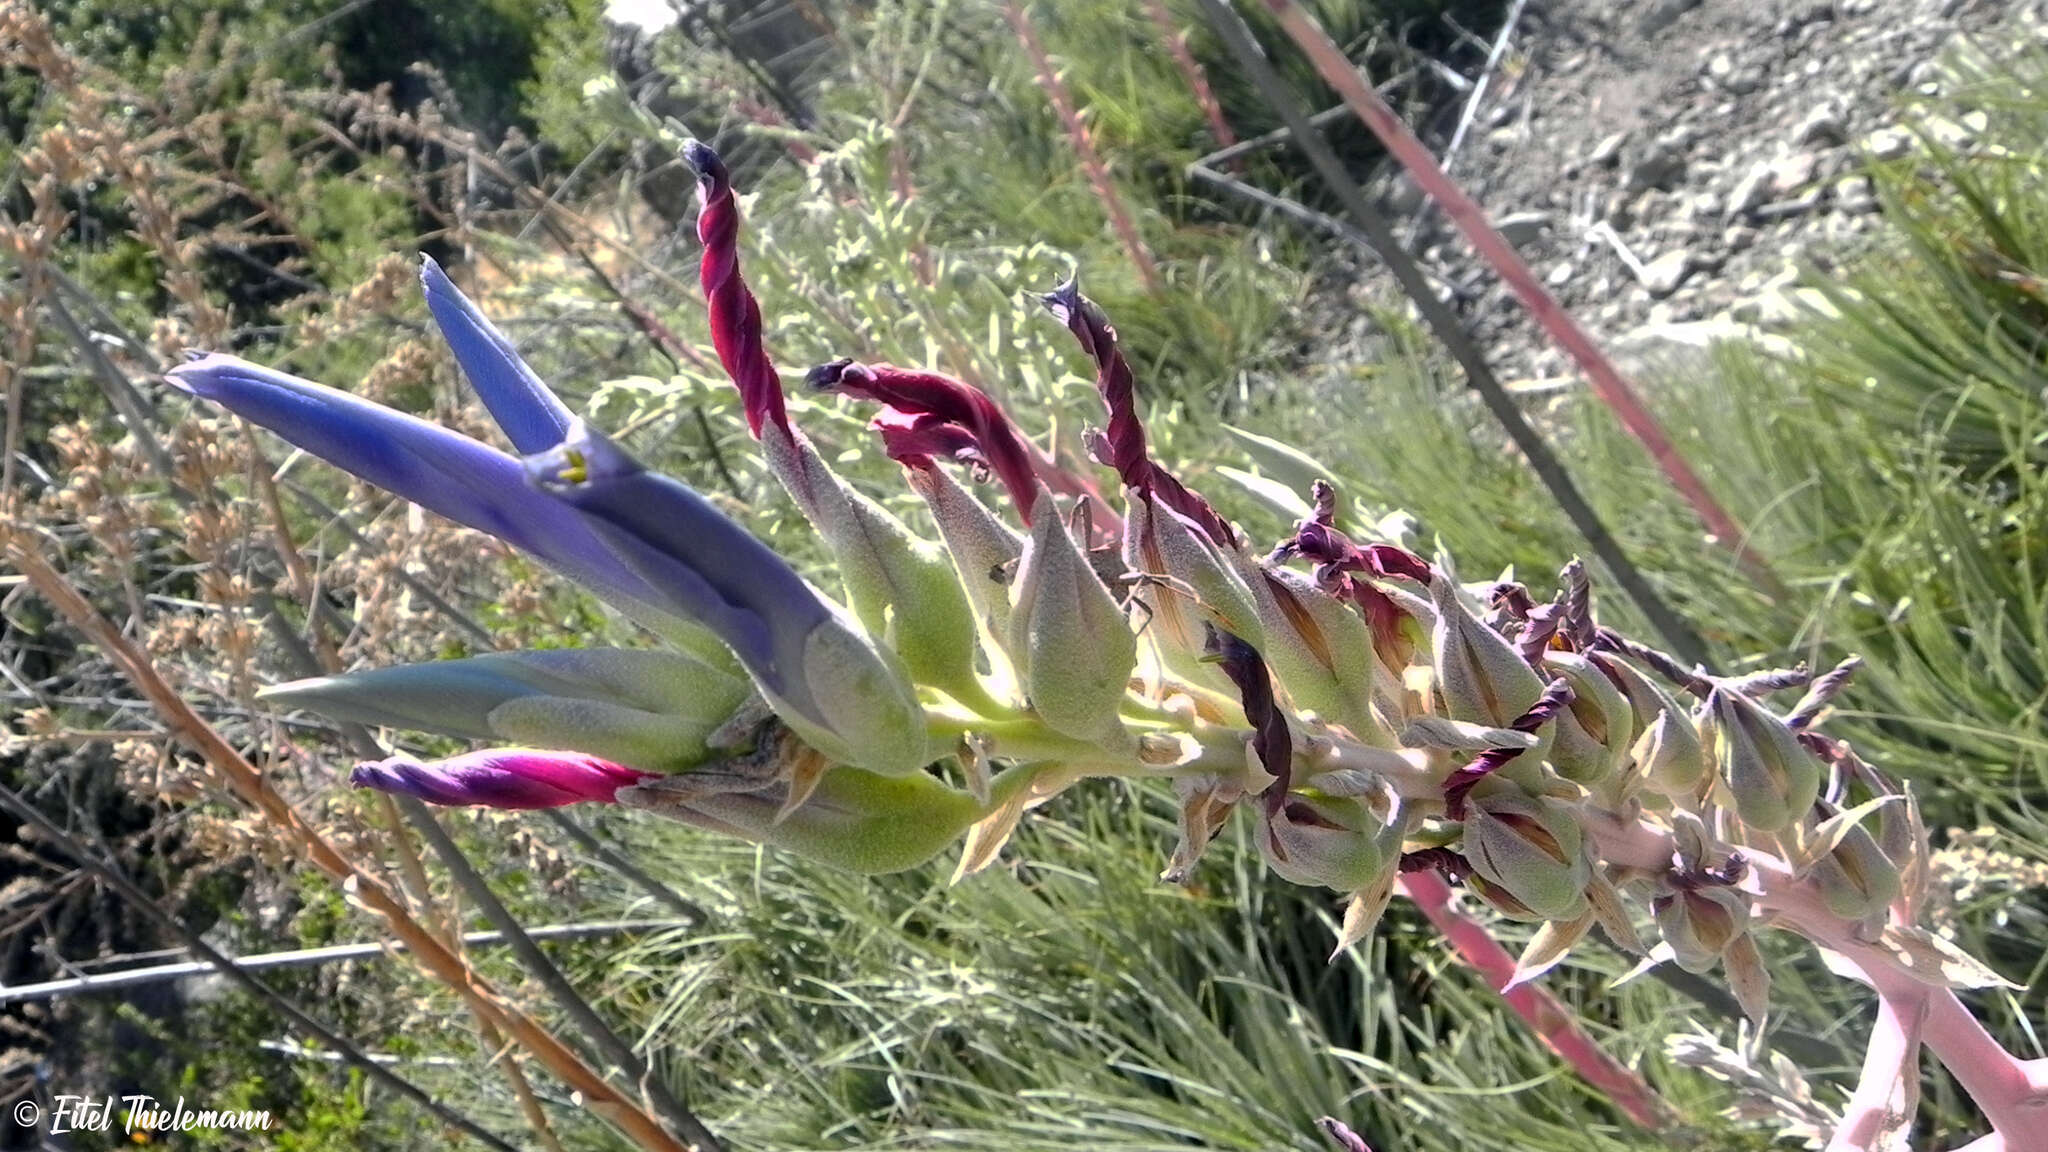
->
[[352, 748, 654, 809], [419, 256, 573, 454], [165, 353, 659, 612], [168, 262, 914, 767], [523, 420, 833, 717]]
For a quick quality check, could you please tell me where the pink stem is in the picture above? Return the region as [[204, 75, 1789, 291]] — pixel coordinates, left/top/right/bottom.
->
[[1259, 0, 1774, 587], [1760, 868, 2048, 1148], [1398, 871, 1676, 1129], [1827, 986, 1927, 1152]]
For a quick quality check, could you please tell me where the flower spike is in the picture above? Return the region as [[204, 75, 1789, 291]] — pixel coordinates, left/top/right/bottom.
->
[[685, 140, 789, 437]]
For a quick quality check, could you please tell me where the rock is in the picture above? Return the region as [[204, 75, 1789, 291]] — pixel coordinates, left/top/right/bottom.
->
[[1641, 0, 1704, 35], [1628, 135, 1690, 191], [1920, 110, 1989, 150], [1495, 211, 1553, 248], [1770, 151, 1820, 195], [1587, 131, 1629, 168], [1546, 261, 1574, 288], [1756, 186, 1826, 220], [1833, 175, 1879, 213], [1706, 52, 1737, 83], [1723, 224, 1760, 251], [1639, 249, 1695, 297], [1863, 126, 1914, 160], [1793, 103, 1848, 146], [1778, 0, 1836, 35], [1724, 67, 1765, 95], [1727, 161, 1775, 217]]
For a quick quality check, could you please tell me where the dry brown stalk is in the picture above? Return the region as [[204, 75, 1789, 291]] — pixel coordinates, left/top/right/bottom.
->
[[1141, 0, 1239, 156], [1002, 0, 1165, 297], [0, 536, 693, 1152]]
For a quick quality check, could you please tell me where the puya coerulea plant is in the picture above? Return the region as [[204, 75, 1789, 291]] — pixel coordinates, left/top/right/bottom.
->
[[167, 142, 2046, 1151]]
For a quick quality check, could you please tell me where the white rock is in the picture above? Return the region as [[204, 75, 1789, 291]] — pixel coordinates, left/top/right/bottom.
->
[[1863, 126, 1915, 160], [1727, 161, 1774, 217], [1793, 103, 1848, 147], [1638, 250, 1695, 297]]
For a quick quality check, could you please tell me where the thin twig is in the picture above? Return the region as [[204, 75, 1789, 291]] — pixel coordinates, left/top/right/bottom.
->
[[0, 920, 682, 1006], [0, 781, 522, 1152], [280, 480, 499, 648], [1003, 0, 1164, 297], [1188, 162, 1471, 300], [42, 294, 182, 494], [1141, 0, 1238, 155], [542, 810, 708, 924], [1439, 0, 1529, 178], [397, 797, 730, 1152]]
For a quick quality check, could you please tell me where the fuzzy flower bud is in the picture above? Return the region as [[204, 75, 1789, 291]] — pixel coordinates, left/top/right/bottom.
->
[[262, 648, 749, 774], [1701, 685, 1822, 832], [759, 423, 985, 706], [620, 762, 1028, 875], [905, 463, 1025, 642], [1126, 489, 1262, 659], [1593, 652, 1706, 796], [1242, 564, 1392, 743], [1430, 572, 1546, 728], [1541, 651, 1635, 787], [1809, 805, 1903, 922], [1461, 790, 1592, 922], [1653, 885, 1753, 973], [1260, 794, 1397, 894], [1006, 492, 1136, 742]]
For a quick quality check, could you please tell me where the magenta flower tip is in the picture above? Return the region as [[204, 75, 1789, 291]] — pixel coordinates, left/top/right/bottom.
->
[[350, 749, 656, 810]]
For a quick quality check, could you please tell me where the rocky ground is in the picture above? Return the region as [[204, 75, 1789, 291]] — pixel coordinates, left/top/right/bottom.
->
[[1346, 0, 2043, 384]]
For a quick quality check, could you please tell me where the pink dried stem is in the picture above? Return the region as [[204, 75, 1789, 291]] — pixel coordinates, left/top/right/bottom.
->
[[1141, 0, 1241, 157], [1258, 0, 1772, 586], [1002, 0, 1166, 298], [1397, 870, 1678, 1130]]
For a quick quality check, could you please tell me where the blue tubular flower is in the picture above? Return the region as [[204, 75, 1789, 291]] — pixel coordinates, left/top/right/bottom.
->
[[419, 256, 573, 454], [526, 422, 931, 775], [165, 354, 661, 611], [525, 422, 816, 694]]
